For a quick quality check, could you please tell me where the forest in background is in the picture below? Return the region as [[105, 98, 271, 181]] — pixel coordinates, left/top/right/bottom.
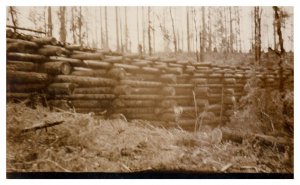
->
[[7, 7, 293, 57]]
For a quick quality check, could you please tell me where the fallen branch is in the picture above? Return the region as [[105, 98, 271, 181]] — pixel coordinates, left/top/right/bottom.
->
[[22, 120, 64, 133]]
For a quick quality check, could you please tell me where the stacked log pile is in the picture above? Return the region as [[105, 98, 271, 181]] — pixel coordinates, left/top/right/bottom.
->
[[6, 30, 293, 129]]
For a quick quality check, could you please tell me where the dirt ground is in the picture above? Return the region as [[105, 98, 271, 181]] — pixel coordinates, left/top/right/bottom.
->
[[6, 102, 293, 173]]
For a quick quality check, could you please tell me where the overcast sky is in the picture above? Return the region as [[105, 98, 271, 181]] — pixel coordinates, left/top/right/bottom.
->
[[7, 6, 293, 53]]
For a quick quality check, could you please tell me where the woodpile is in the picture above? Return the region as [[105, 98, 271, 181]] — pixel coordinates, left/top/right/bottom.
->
[[6, 30, 293, 129]]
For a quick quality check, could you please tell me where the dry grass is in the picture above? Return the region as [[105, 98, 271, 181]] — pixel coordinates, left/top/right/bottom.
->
[[6, 102, 293, 173]]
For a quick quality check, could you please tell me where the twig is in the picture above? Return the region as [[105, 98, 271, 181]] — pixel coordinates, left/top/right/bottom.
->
[[220, 163, 233, 172], [261, 111, 275, 132], [121, 163, 131, 172], [21, 120, 64, 133], [41, 159, 72, 172]]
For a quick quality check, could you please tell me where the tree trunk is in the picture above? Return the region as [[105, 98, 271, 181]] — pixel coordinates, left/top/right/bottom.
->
[[125, 7, 129, 52], [54, 75, 117, 87], [136, 7, 140, 46], [40, 61, 72, 75], [7, 61, 38, 72], [7, 70, 49, 83], [47, 7, 53, 37], [7, 52, 48, 62], [200, 7, 205, 61], [229, 7, 233, 53], [273, 6, 285, 92], [47, 83, 76, 95], [70, 52, 104, 60], [73, 87, 112, 94], [7, 83, 46, 93], [186, 7, 191, 53], [115, 7, 120, 52], [55, 94, 115, 100], [254, 7, 262, 63], [169, 8, 177, 54], [9, 7, 18, 32], [58, 7, 66, 43], [78, 7, 83, 47], [70, 100, 111, 108], [112, 99, 156, 108], [105, 7, 109, 49], [99, 7, 104, 48], [148, 7, 152, 56]]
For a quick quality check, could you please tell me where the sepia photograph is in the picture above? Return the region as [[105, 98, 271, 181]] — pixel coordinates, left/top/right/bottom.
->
[[5, 4, 294, 179]]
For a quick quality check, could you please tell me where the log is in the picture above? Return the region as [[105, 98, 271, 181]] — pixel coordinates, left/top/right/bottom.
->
[[30, 37, 57, 45], [125, 113, 159, 121], [112, 99, 157, 108], [7, 92, 31, 99], [191, 78, 207, 85], [165, 95, 192, 100], [172, 99, 194, 106], [55, 94, 115, 100], [54, 75, 117, 87], [118, 94, 162, 100], [71, 52, 104, 60], [47, 83, 76, 95], [160, 100, 177, 107], [114, 86, 175, 96], [7, 39, 39, 52], [107, 68, 126, 79], [224, 78, 236, 84], [174, 87, 193, 95], [168, 63, 183, 68], [7, 61, 38, 72], [38, 45, 70, 56], [70, 100, 111, 108], [103, 56, 123, 63], [7, 70, 49, 83], [83, 60, 112, 69], [132, 59, 152, 66], [114, 63, 141, 72], [114, 108, 155, 114], [7, 83, 46, 93], [142, 67, 161, 74], [194, 87, 208, 97], [71, 69, 107, 77], [7, 52, 48, 63], [50, 56, 84, 67], [40, 61, 72, 75], [159, 58, 177, 63], [169, 84, 194, 88], [65, 44, 81, 50], [120, 80, 163, 87], [196, 99, 209, 107], [160, 74, 177, 83], [164, 67, 183, 75], [73, 87, 113, 94]]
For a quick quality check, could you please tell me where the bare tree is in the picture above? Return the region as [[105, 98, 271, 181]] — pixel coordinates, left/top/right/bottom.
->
[[105, 7, 109, 49], [169, 7, 177, 53], [192, 8, 199, 62], [8, 6, 18, 32], [115, 7, 120, 51], [78, 7, 83, 46], [147, 7, 152, 56], [142, 7, 146, 54], [136, 7, 140, 46], [152, 10, 155, 53], [99, 7, 104, 48], [254, 6, 262, 63], [186, 7, 191, 53], [200, 7, 205, 61], [125, 7, 129, 52], [229, 7, 234, 53], [58, 7, 67, 43], [47, 7, 53, 37]]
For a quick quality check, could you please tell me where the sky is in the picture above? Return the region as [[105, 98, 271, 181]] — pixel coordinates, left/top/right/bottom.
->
[[6, 6, 294, 53]]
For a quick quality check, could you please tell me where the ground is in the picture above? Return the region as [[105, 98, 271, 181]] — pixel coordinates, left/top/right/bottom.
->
[[6, 102, 293, 173]]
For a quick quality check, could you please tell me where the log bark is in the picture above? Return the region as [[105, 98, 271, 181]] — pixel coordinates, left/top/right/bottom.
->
[[112, 99, 157, 108], [65, 44, 81, 50], [7, 83, 46, 93], [75, 108, 107, 114], [7, 39, 39, 52], [7, 61, 38, 71], [113, 86, 175, 96], [47, 83, 76, 95], [73, 87, 113, 94], [71, 52, 104, 60], [7, 52, 48, 63], [71, 69, 108, 77], [125, 113, 159, 121], [38, 45, 70, 56], [160, 74, 177, 83], [114, 107, 155, 114], [107, 68, 126, 79], [118, 94, 162, 100], [30, 37, 57, 45], [83, 60, 112, 69], [120, 80, 162, 87], [141, 67, 161, 74], [54, 75, 117, 87], [103, 56, 123, 63], [114, 63, 141, 72], [7, 70, 49, 83], [70, 100, 111, 108], [49, 56, 84, 67], [40, 61, 72, 75], [55, 94, 115, 100]]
